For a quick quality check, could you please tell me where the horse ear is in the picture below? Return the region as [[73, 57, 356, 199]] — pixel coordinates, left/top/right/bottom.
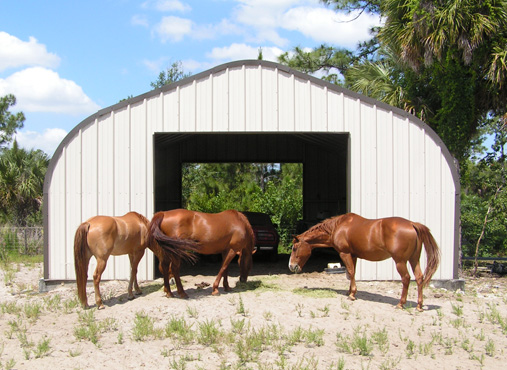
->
[[292, 235, 299, 243]]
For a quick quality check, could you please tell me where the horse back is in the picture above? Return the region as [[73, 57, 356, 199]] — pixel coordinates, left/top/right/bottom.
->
[[333, 214, 417, 261]]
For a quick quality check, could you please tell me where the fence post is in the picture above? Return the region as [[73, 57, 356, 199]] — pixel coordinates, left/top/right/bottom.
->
[[24, 228, 28, 255]]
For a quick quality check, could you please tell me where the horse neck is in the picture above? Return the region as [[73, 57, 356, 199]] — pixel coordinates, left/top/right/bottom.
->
[[302, 228, 331, 248]]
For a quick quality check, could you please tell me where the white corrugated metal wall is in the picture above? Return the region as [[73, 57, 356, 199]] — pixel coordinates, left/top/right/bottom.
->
[[44, 60, 459, 282]]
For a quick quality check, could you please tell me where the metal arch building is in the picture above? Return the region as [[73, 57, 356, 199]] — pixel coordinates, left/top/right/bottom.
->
[[43, 60, 460, 283]]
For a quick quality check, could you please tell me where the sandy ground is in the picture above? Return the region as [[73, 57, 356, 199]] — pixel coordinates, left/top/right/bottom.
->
[[1, 252, 506, 370]]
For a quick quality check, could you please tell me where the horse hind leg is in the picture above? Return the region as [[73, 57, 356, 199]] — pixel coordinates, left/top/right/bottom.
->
[[93, 258, 108, 309], [409, 256, 424, 312], [395, 260, 411, 310], [128, 250, 145, 299]]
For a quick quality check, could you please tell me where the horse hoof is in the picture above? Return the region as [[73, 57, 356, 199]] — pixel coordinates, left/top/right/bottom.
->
[[128, 295, 135, 301], [212, 290, 220, 296], [416, 306, 424, 312], [135, 291, 142, 296], [347, 295, 356, 301], [395, 304, 403, 310], [97, 304, 105, 310], [179, 294, 189, 299]]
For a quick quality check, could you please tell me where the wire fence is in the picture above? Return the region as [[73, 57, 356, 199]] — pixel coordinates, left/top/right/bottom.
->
[[0, 227, 44, 256]]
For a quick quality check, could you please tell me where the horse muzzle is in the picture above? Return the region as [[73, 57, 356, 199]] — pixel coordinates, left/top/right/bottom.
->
[[288, 263, 301, 274]]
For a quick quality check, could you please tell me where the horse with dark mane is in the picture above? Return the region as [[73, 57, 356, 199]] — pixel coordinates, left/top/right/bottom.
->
[[289, 213, 440, 311], [74, 211, 197, 309], [149, 209, 255, 297]]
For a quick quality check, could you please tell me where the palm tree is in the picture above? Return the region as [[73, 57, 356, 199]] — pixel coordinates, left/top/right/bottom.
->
[[0, 141, 49, 225]]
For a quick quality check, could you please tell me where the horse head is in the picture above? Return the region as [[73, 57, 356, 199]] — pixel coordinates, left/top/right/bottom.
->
[[288, 235, 312, 274]]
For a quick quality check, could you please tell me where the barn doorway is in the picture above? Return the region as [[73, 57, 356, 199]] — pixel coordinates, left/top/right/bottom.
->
[[152, 133, 349, 276]]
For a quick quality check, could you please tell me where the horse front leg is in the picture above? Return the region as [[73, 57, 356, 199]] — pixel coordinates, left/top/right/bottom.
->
[[395, 260, 411, 310], [212, 249, 236, 295], [93, 258, 108, 309], [340, 253, 357, 301]]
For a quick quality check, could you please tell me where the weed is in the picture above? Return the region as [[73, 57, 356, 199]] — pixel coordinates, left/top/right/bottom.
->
[[318, 304, 330, 317], [34, 337, 51, 358], [451, 302, 463, 317], [1, 301, 21, 315], [287, 326, 305, 346], [474, 328, 485, 341], [328, 357, 346, 370], [197, 319, 221, 346], [379, 356, 401, 370], [371, 327, 389, 354], [43, 294, 62, 312], [165, 316, 194, 344], [295, 303, 304, 317], [405, 340, 415, 358], [168, 356, 187, 370], [304, 327, 324, 347], [236, 294, 248, 316], [69, 348, 82, 357], [485, 338, 495, 356], [22, 301, 42, 322], [230, 317, 247, 335], [132, 311, 156, 341], [186, 305, 199, 319], [117, 331, 124, 344], [74, 310, 102, 345], [263, 311, 273, 321]]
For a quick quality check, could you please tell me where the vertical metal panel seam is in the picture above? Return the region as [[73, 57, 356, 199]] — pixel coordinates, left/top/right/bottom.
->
[[177, 86, 180, 131], [227, 68, 230, 131], [276, 68, 279, 131], [259, 65, 263, 130], [308, 80, 312, 131], [292, 74, 295, 131], [325, 86, 328, 131], [407, 118, 411, 217], [95, 119, 99, 214], [243, 65, 246, 131], [193, 79, 197, 131], [211, 73, 214, 131], [145, 98, 148, 217], [63, 146, 67, 279]]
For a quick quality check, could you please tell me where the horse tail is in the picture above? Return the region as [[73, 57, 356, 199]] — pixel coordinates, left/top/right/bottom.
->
[[413, 223, 441, 287], [148, 212, 200, 264], [74, 222, 90, 308]]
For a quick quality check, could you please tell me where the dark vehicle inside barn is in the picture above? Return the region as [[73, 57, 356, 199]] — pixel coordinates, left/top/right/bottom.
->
[[242, 212, 280, 262]]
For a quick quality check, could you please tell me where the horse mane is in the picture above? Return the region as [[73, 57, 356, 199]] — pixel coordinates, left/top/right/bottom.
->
[[301, 214, 347, 238]]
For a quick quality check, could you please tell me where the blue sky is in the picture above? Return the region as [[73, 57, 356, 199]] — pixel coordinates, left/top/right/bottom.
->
[[0, 0, 381, 156]]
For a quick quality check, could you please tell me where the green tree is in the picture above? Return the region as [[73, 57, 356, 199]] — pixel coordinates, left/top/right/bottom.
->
[[150, 61, 191, 89], [281, 0, 507, 162], [0, 94, 25, 148], [0, 141, 49, 226], [182, 163, 303, 247]]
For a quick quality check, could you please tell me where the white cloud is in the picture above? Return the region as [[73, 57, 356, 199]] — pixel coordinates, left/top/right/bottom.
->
[[282, 7, 380, 48], [131, 14, 149, 27], [14, 128, 67, 156], [0, 32, 60, 72], [142, 0, 191, 12], [206, 43, 283, 63], [153, 16, 193, 42], [0, 67, 101, 115]]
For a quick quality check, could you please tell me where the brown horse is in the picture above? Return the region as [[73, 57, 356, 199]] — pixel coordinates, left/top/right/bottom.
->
[[149, 209, 255, 297], [288, 213, 440, 311], [74, 211, 197, 309]]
